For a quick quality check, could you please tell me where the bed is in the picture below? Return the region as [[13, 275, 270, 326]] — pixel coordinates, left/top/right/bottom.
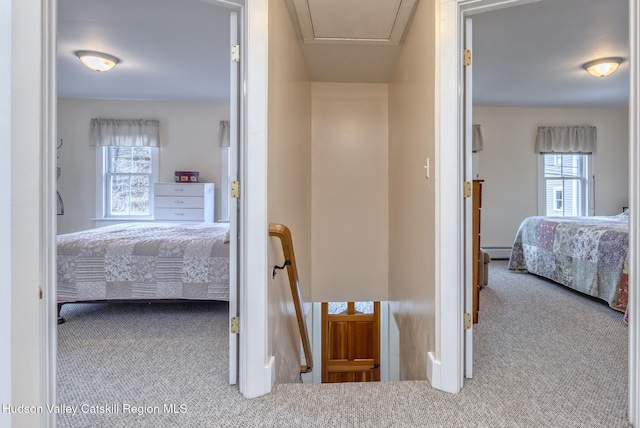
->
[[508, 213, 629, 323], [57, 222, 230, 318]]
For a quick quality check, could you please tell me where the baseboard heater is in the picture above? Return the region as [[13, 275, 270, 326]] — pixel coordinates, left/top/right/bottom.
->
[[483, 246, 512, 260]]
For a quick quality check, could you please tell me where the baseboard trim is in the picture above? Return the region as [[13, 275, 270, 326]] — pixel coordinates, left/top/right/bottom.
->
[[483, 247, 512, 260], [427, 351, 439, 387], [265, 355, 275, 387]]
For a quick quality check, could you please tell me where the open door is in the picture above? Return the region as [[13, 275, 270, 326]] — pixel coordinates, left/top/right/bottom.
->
[[321, 302, 380, 383], [463, 16, 474, 379], [228, 9, 240, 385]]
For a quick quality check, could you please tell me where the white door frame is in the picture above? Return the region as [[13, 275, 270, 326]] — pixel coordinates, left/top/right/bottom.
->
[[39, 2, 273, 423], [437, 0, 639, 425]]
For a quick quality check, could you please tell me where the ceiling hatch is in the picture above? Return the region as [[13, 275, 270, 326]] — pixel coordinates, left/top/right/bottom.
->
[[292, 0, 418, 45]]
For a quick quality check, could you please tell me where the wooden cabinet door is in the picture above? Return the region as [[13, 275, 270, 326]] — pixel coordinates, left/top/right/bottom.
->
[[321, 302, 380, 383]]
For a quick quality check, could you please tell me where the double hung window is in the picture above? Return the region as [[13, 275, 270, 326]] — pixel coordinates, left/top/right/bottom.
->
[[535, 126, 596, 217], [92, 118, 160, 220], [540, 153, 591, 217], [102, 146, 158, 217]]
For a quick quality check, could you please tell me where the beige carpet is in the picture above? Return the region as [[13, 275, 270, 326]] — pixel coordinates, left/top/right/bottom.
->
[[57, 261, 630, 427]]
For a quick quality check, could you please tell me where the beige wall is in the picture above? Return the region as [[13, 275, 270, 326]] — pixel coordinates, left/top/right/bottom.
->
[[56, 98, 229, 234], [311, 82, 389, 302], [266, 0, 312, 384], [474, 106, 629, 249], [387, 0, 436, 380]]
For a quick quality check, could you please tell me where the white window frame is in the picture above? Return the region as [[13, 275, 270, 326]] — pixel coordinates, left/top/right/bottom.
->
[[537, 153, 594, 216], [95, 146, 159, 220], [552, 186, 563, 212]]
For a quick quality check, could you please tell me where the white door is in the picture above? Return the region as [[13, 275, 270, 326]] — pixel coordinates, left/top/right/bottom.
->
[[228, 9, 240, 385], [463, 16, 474, 379]]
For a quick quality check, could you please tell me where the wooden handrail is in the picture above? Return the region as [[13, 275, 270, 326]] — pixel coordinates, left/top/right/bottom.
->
[[269, 223, 313, 374]]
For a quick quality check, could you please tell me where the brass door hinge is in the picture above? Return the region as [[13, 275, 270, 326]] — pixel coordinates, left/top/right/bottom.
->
[[464, 181, 472, 198], [39, 288, 43, 300], [464, 49, 471, 66], [464, 313, 472, 329], [231, 44, 240, 62], [230, 316, 240, 334], [231, 181, 240, 199]]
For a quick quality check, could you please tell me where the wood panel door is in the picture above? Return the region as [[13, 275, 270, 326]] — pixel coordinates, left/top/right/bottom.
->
[[321, 302, 380, 383]]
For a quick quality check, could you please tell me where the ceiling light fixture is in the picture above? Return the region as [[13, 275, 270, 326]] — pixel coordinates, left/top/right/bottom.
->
[[75, 50, 120, 72], [582, 57, 623, 78]]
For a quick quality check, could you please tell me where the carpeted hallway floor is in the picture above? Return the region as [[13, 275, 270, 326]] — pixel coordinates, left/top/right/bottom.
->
[[56, 260, 630, 427]]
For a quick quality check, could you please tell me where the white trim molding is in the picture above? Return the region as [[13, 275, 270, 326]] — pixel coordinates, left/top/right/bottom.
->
[[239, 0, 271, 399], [434, 0, 465, 394], [0, 1, 13, 426], [628, 0, 639, 425], [42, 0, 58, 426]]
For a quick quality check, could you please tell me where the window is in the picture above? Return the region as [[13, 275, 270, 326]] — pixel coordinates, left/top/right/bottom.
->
[[98, 146, 158, 218], [539, 153, 592, 217]]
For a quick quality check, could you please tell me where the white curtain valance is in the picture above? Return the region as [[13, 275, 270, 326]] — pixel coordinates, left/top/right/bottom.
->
[[535, 126, 597, 154], [472, 124, 483, 152], [219, 120, 230, 147], [90, 118, 160, 147]]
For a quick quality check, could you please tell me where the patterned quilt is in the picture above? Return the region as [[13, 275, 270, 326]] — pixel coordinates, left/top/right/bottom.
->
[[508, 214, 629, 323], [57, 222, 230, 303]]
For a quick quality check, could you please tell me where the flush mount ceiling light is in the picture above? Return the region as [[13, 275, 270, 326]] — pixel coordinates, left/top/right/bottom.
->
[[75, 50, 120, 72], [582, 57, 623, 78]]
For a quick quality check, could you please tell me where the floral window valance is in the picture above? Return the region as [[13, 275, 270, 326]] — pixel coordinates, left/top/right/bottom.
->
[[535, 126, 596, 154], [90, 118, 160, 147]]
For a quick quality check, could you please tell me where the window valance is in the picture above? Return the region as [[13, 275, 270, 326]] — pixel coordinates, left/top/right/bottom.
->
[[535, 126, 596, 154], [472, 124, 483, 152], [90, 118, 160, 147]]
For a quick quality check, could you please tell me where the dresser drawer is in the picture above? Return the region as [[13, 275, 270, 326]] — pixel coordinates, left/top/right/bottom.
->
[[155, 195, 205, 209], [154, 208, 206, 222], [153, 182, 214, 222], [155, 183, 211, 197]]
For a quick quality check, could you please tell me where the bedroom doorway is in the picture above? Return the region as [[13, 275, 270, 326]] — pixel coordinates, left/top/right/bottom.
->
[[446, 0, 639, 424], [50, 0, 245, 413]]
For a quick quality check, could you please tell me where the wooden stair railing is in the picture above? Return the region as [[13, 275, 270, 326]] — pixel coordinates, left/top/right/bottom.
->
[[269, 223, 313, 374]]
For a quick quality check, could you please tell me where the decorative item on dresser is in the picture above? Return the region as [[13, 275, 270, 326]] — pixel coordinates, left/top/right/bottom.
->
[[154, 182, 215, 223]]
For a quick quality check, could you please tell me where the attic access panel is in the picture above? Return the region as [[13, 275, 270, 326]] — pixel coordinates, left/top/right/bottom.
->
[[292, 0, 418, 45]]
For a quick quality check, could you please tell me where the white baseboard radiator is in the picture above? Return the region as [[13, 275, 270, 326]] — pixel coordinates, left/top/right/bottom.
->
[[482, 247, 512, 260]]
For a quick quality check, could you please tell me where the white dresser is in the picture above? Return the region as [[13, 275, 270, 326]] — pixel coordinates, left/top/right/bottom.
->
[[154, 183, 214, 223]]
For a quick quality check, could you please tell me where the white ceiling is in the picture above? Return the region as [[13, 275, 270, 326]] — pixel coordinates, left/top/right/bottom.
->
[[57, 0, 232, 102], [471, 0, 629, 107], [57, 0, 629, 108]]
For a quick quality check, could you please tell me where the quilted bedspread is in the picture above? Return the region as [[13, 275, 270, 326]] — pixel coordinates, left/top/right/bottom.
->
[[508, 214, 629, 322], [57, 222, 230, 303]]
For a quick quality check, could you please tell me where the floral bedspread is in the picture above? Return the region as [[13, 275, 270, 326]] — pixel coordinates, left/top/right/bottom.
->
[[57, 222, 230, 303], [508, 214, 629, 323]]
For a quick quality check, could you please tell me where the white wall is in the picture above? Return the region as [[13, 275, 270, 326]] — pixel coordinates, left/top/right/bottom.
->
[[474, 106, 629, 249], [387, 0, 436, 381], [311, 82, 389, 303], [56, 98, 229, 234], [266, 0, 312, 384]]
